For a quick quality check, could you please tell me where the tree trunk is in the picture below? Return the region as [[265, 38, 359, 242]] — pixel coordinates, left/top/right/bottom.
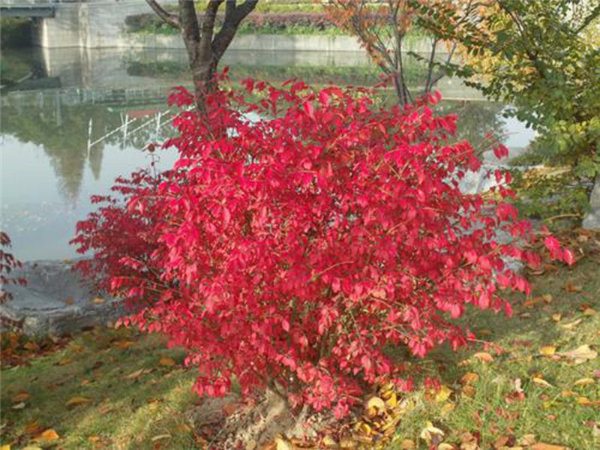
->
[[146, 0, 258, 109], [191, 58, 218, 107]]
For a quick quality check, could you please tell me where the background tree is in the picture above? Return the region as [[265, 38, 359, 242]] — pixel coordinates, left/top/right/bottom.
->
[[146, 0, 259, 106], [326, 0, 478, 105], [417, 0, 600, 223]]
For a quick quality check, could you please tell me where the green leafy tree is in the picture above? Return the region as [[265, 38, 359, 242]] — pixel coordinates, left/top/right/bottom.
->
[[417, 0, 600, 222]]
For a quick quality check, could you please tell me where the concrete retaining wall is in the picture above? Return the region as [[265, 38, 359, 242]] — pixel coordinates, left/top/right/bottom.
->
[[33, 0, 439, 54]]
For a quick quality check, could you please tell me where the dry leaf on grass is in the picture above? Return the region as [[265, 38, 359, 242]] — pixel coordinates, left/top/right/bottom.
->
[[11, 391, 30, 403], [561, 319, 583, 330], [66, 396, 92, 407], [573, 377, 595, 386], [112, 340, 135, 350], [559, 344, 597, 364], [419, 421, 444, 445], [530, 443, 568, 450], [124, 368, 152, 380], [539, 346, 557, 356], [159, 357, 176, 367], [532, 377, 554, 388], [461, 372, 479, 385], [398, 439, 415, 449], [435, 385, 453, 403], [473, 352, 494, 363], [34, 429, 60, 443]]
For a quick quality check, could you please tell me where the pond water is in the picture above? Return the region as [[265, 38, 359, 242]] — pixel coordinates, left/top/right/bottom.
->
[[0, 47, 535, 261]]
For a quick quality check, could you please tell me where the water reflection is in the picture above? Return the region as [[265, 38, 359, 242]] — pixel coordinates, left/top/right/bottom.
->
[[0, 47, 531, 260]]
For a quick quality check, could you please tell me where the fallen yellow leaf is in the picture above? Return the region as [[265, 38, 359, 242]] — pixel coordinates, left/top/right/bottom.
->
[[440, 402, 455, 416], [66, 396, 92, 407], [532, 377, 553, 388], [383, 391, 397, 408], [530, 444, 567, 450], [461, 372, 479, 385], [419, 421, 444, 444], [473, 351, 494, 363], [577, 396, 592, 405], [124, 368, 146, 380], [559, 344, 598, 364], [35, 429, 60, 443], [551, 313, 562, 322], [159, 357, 176, 367], [275, 437, 293, 450], [113, 340, 135, 349], [399, 439, 415, 449], [92, 297, 105, 304], [519, 434, 537, 446], [151, 434, 172, 442], [573, 377, 595, 386], [583, 307, 596, 316], [435, 385, 453, 403], [321, 435, 337, 448], [462, 385, 476, 398], [1, 445, 10, 450], [539, 346, 557, 356], [561, 319, 582, 330], [366, 396, 386, 411]]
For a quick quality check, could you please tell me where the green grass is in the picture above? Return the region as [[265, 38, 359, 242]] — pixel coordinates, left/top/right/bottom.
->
[[1, 255, 598, 449], [389, 256, 600, 449], [1, 328, 198, 449]]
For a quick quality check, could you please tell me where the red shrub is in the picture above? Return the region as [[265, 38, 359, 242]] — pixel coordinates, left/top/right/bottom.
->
[[72, 80, 571, 418], [0, 232, 26, 304]]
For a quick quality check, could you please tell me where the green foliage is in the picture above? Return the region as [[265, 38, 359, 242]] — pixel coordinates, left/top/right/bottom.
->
[[125, 12, 345, 36], [419, 0, 600, 220], [509, 168, 591, 227]]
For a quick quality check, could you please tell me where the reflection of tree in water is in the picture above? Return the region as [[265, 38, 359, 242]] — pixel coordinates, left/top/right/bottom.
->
[[437, 101, 505, 152], [1, 95, 174, 202], [0, 48, 46, 87], [1, 100, 120, 202], [88, 146, 104, 180]]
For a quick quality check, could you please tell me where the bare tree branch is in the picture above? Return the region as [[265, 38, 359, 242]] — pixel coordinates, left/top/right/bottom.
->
[[213, 0, 259, 60], [145, 0, 180, 29]]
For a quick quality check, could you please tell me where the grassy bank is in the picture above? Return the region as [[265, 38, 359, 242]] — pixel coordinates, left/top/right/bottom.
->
[[390, 253, 600, 449], [1, 235, 598, 449]]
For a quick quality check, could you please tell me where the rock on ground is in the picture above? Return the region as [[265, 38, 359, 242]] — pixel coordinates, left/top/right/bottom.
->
[[583, 176, 600, 230], [0, 260, 124, 336]]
